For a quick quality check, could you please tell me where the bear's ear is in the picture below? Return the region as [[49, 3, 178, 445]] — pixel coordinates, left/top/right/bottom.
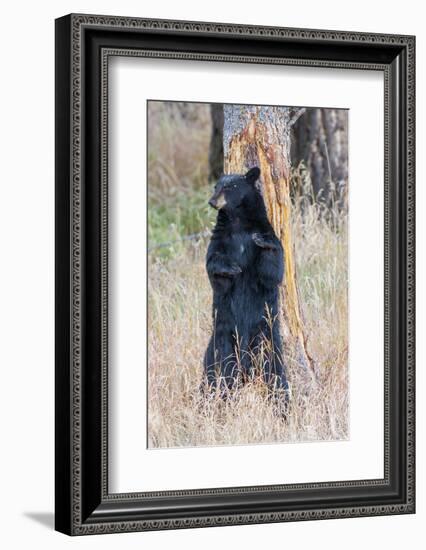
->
[[245, 167, 260, 184]]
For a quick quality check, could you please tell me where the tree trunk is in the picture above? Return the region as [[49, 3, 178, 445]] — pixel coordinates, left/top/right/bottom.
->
[[223, 105, 315, 376], [208, 103, 224, 182], [291, 108, 348, 207]]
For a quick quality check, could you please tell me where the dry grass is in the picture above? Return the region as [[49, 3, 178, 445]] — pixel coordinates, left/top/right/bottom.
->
[[148, 101, 211, 203], [147, 194, 348, 449], [147, 102, 348, 449]]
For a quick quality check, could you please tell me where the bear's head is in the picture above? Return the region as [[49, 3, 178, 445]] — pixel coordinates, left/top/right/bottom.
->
[[208, 167, 261, 211]]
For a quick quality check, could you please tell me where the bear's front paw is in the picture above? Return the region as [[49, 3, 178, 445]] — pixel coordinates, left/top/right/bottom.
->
[[215, 263, 242, 278], [252, 233, 278, 250]]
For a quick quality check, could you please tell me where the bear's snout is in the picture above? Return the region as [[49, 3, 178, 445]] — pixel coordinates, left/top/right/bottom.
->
[[209, 192, 226, 210]]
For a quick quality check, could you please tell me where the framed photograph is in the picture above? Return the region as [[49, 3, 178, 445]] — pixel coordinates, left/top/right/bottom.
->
[[55, 14, 415, 535]]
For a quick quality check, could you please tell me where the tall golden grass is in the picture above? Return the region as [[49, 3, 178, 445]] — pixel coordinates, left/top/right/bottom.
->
[[147, 102, 348, 449]]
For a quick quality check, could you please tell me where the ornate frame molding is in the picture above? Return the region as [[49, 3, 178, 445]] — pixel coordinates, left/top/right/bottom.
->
[[55, 13, 415, 535]]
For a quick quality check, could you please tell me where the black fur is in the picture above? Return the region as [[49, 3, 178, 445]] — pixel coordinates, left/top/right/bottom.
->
[[203, 167, 289, 407]]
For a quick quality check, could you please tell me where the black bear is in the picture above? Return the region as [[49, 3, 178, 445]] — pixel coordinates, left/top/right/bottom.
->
[[203, 166, 289, 406]]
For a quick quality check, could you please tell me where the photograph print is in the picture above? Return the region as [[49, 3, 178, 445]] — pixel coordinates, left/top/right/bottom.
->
[[147, 101, 349, 449]]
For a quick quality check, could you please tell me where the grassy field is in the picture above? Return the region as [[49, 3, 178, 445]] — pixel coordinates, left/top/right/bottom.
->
[[147, 102, 348, 449]]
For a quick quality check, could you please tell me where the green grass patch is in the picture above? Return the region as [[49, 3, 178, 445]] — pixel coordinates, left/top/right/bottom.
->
[[148, 186, 216, 259]]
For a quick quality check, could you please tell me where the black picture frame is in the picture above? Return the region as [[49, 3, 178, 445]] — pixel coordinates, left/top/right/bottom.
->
[[55, 13, 415, 536]]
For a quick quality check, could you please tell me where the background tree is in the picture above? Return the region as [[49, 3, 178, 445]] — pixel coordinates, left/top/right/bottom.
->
[[223, 105, 315, 377], [291, 108, 348, 207], [208, 103, 224, 182]]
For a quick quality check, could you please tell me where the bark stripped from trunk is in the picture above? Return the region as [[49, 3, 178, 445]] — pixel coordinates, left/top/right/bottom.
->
[[223, 105, 315, 377]]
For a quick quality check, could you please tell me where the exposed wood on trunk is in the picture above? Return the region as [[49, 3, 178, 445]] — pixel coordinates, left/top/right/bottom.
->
[[223, 105, 315, 377]]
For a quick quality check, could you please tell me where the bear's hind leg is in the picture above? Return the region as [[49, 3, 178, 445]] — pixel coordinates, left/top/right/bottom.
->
[[235, 334, 254, 383], [201, 338, 217, 396], [202, 334, 240, 398], [220, 343, 240, 396], [259, 327, 290, 414]]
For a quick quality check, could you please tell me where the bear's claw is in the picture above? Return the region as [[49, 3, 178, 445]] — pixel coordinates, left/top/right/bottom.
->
[[252, 233, 278, 250]]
